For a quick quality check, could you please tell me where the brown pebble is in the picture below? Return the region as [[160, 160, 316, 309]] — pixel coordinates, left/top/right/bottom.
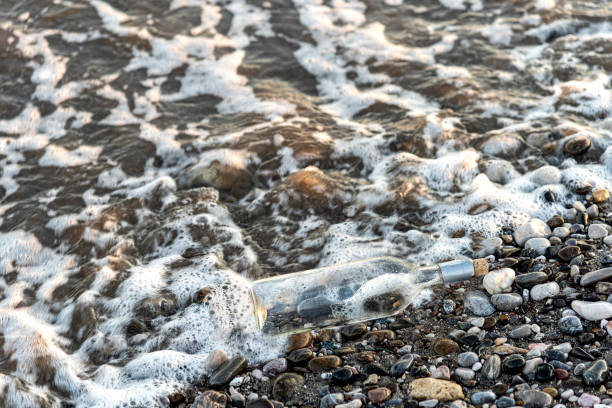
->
[[483, 316, 497, 329], [192, 391, 227, 408], [334, 347, 355, 356], [593, 188, 610, 203], [307, 355, 342, 372], [287, 332, 313, 353], [542, 387, 558, 398], [355, 352, 375, 363], [557, 246, 581, 262], [367, 387, 391, 404], [365, 330, 396, 344], [433, 338, 459, 355], [555, 368, 570, 379], [547, 215, 564, 229], [388, 340, 405, 348], [564, 134, 591, 155], [316, 329, 335, 342]]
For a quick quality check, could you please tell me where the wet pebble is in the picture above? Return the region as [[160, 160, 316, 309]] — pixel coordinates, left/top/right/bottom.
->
[[514, 219, 551, 246], [517, 390, 553, 408], [535, 363, 555, 382], [308, 356, 342, 372], [482, 354, 501, 380], [580, 267, 612, 286], [271, 373, 305, 401], [287, 348, 313, 366], [572, 300, 612, 321], [391, 354, 414, 377], [206, 349, 229, 372], [558, 315, 583, 334], [433, 338, 459, 355], [471, 391, 496, 405], [593, 188, 610, 202], [583, 359, 609, 386], [193, 391, 227, 408], [464, 290, 495, 316], [457, 352, 479, 367], [531, 282, 560, 301], [263, 358, 287, 376], [367, 387, 391, 404], [502, 354, 526, 374], [209, 355, 248, 388], [558, 246, 581, 262]]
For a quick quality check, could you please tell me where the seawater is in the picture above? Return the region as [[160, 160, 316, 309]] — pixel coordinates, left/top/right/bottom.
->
[[0, 0, 610, 406]]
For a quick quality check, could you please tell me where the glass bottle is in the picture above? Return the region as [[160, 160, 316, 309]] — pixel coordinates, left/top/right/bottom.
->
[[250, 257, 487, 335]]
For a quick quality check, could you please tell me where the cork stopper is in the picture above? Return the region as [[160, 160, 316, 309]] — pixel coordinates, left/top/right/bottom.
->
[[472, 258, 489, 277]]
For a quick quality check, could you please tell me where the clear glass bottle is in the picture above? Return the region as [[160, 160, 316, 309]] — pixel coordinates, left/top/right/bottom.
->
[[250, 257, 487, 335]]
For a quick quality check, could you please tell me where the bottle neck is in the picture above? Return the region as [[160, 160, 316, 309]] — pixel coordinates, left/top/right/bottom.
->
[[416, 259, 475, 284]]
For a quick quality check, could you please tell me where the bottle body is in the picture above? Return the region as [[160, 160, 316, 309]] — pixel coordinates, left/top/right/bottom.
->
[[250, 257, 439, 335]]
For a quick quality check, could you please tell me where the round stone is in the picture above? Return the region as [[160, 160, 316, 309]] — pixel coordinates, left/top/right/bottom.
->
[[553, 227, 570, 238], [514, 219, 551, 246], [367, 387, 391, 404], [581, 267, 612, 286], [483, 268, 515, 295], [287, 348, 313, 366], [572, 300, 612, 321], [502, 354, 526, 374], [593, 188, 610, 203], [558, 315, 583, 335], [308, 356, 342, 372], [271, 373, 305, 401], [535, 363, 555, 382], [517, 390, 553, 408], [482, 355, 501, 380], [471, 391, 496, 405], [531, 165, 561, 185], [515, 272, 548, 288], [464, 290, 495, 316], [509, 324, 532, 339], [454, 368, 475, 380], [433, 338, 459, 355], [263, 358, 288, 376], [564, 134, 591, 155], [531, 282, 560, 301], [341, 323, 367, 340], [331, 367, 354, 385], [557, 246, 581, 262], [588, 224, 608, 240], [491, 293, 523, 311], [391, 355, 414, 377], [524, 238, 551, 256], [583, 360, 609, 386], [457, 352, 479, 367]]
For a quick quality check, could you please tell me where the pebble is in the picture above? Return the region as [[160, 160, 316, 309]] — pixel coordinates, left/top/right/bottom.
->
[[335, 401, 362, 408], [320, 393, 344, 408], [433, 338, 459, 355], [442, 299, 456, 314], [454, 368, 474, 380], [308, 356, 342, 372], [571, 300, 612, 321], [558, 246, 581, 262], [531, 165, 561, 185], [367, 387, 391, 404], [514, 219, 551, 246], [482, 354, 501, 380], [287, 348, 313, 366], [531, 282, 560, 301], [449, 400, 467, 408], [535, 363, 555, 381], [418, 399, 438, 408], [525, 238, 551, 256], [193, 391, 227, 408], [209, 355, 248, 388], [583, 360, 609, 386], [287, 332, 313, 352], [577, 393, 600, 408], [564, 134, 591, 155], [523, 357, 543, 374], [517, 390, 553, 408], [483, 268, 515, 294], [509, 324, 532, 339], [496, 396, 515, 408], [206, 349, 229, 372], [471, 391, 496, 405], [553, 227, 570, 238], [588, 224, 608, 239], [558, 315, 583, 334], [605, 235, 612, 246], [515, 272, 548, 288], [408, 378, 464, 401], [431, 365, 451, 380], [464, 290, 495, 316], [391, 355, 414, 377], [263, 358, 288, 376], [457, 352, 479, 367], [581, 267, 612, 286], [341, 323, 367, 340], [271, 373, 305, 401], [331, 367, 354, 385], [593, 188, 610, 203], [587, 204, 599, 218], [246, 400, 273, 408], [502, 354, 526, 374]]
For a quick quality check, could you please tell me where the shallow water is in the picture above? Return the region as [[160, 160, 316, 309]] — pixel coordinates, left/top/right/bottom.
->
[[0, 0, 611, 406]]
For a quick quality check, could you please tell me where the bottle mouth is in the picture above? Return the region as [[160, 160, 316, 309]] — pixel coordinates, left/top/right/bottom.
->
[[439, 259, 475, 283], [249, 289, 267, 331]]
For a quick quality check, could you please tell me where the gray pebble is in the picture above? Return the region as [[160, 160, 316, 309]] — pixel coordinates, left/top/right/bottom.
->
[[491, 293, 523, 311], [464, 290, 495, 316]]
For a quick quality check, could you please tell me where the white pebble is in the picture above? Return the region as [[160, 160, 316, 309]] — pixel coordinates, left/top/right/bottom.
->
[[514, 219, 551, 246], [588, 224, 608, 239], [483, 268, 515, 295], [572, 300, 612, 321], [530, 282, 560, 301], [524, 237, 551, 255], [553, 227, 570, 238]]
